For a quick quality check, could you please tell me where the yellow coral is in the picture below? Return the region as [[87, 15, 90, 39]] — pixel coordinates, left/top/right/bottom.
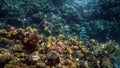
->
[[46, 41, 56, 48], [84, 61, 89, 68], [5, 64, 15, 68], [7, 30, 18, 37], [69, 37, 79, 45], [46, 43, 52, 48], [57, 40, 68, 47], [45, 65, 50, 68], [48, 36, 56, 42], [41, 54, 46, 60], [36, 61, 43, 68], [0, 53, 4, 59], [33, 51, 39, 55], [66, 48, 73, 54], [57, 41, 64, 47], [46, 36, 57, 48], [21, 64, 28, 67], [58, 34, 65, 40], [63, 40, 68, 45], [77, 50, 84, 58], [70, 64, 76, 68], [81, 46, 87, 53], [0, 29, 7, 35], [51, 42, 56, 46], [24, 38, 29, 43]]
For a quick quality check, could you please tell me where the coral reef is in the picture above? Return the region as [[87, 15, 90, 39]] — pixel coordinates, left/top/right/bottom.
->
[[0, 27, 119, 68], [0, 0, 120, 67]]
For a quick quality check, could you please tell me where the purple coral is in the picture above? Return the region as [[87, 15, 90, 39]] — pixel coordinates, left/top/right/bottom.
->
[[4, 25, 15, 31]]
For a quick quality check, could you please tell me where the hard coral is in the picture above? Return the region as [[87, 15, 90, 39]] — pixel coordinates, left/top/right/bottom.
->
[[28, 33, 39, 45], [51, 46, 62, 54], [24, 33, 39, 49], [64, 59, 74, 66]]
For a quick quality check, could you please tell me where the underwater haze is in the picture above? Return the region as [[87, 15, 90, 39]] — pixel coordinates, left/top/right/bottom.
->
[[0, 0, 120, 68]]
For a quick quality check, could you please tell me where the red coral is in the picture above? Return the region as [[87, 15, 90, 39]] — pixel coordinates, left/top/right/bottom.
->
[[64, 59, 74, 66], [28, 33, 39, 45], [24, 33, 39, 49], [51, 46, 62, 54], [72, 45, 79, 50]]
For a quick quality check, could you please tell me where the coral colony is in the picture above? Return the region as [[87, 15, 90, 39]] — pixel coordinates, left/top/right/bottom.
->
[[0, 25, 119, 68]]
